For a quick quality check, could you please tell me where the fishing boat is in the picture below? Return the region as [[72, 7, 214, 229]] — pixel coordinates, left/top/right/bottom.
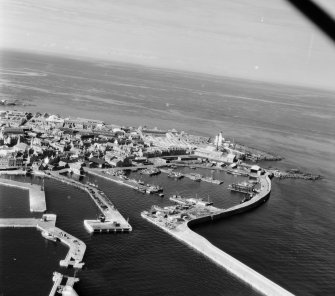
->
[[188, 173, 202, 182], [87, 181, 98, 188], [168, 171, 184, 179], [41, 230, 57, 242]]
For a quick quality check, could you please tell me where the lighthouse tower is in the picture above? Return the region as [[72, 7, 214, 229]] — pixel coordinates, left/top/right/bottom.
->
[[214, 135, 219, 147], [218, 132, 224, 147]]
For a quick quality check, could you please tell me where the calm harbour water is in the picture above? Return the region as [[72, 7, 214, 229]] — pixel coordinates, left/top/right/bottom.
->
[[0, 50, 334, 295]]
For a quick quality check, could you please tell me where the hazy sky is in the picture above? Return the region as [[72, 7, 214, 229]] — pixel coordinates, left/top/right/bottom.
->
[[1, 0, 335, 89]]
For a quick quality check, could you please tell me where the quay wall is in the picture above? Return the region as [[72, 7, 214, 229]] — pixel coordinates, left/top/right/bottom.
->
[[85, 169, 137, 190], [0, 218, 39, 228], [45, 172, 105, 208], [188, 192, 270, 227], [0, 178, 46, 212], [188, 174, 271, 227]]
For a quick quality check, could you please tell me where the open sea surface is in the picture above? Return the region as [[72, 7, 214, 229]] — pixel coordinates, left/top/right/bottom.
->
[[0, 50, 334, 295]]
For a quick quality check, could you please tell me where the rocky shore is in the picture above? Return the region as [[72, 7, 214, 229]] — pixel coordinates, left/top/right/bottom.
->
[[234, 143, 283, 161], [267, 168, 322, 181]]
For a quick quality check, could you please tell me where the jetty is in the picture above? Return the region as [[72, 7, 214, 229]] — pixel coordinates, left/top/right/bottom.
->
[[83, 185, 132, 233], [142, 174, 294, 296], [0, 178, 87, 294], [0, 178, 46, 212], [48, 227, 86, 268], [0, 218, 40, 228], [0, 214, 56, 229], [47, 171, 132, 233], [0, 213, 86, 269]]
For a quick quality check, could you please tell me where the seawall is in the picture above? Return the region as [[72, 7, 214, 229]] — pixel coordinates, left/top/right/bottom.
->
[[188, 174, 271, 227]]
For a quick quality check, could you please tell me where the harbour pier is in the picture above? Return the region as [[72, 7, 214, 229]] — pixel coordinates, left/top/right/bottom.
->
[[0, 178, 87, 294], [0, 213, 86, 269], [0, 178, 46, 212], [47, 171, 132, 233], [48, 227, 86, 268], [142, 174, 294, 296], [0, 214, 56, 229], [49, 272, 63, 296], [0, 218, 40, 228]]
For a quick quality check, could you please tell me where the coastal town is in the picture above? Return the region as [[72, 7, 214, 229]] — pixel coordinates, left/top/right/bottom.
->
[[0, 109, 320, 179], [0, 109, 317, 296], [0, 109, 250, 171]]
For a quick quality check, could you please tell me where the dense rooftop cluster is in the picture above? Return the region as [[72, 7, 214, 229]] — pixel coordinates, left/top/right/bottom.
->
[[1, 110, 229, 171]]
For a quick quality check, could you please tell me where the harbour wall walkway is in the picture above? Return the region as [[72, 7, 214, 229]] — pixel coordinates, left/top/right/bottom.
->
[[0, 178, 46, 212]]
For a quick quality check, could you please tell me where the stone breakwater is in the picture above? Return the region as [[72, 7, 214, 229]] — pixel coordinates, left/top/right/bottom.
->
[[142, 174, 294, 296], [0, 213, 84, 294]]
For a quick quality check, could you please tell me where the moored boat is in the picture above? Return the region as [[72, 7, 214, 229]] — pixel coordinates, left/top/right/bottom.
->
[[41, 230, 57, 242], [168, 171, 184, 179]]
